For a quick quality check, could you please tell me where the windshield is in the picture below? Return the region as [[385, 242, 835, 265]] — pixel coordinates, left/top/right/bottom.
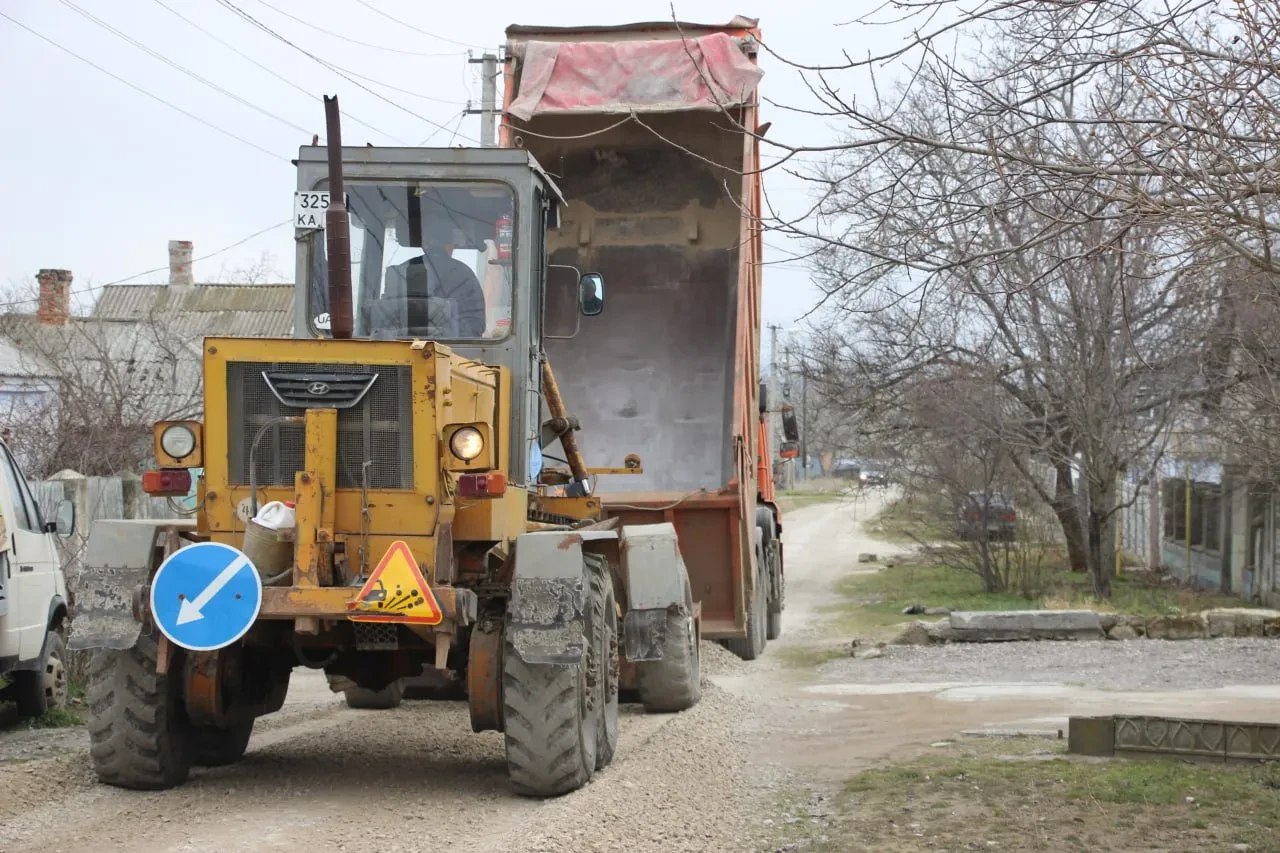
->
[[307, 180, 514, 340]]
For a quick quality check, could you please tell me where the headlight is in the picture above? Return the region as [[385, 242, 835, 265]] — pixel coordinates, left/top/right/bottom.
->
[[449, 426, 485, 461], [160, 424, 196, 459]]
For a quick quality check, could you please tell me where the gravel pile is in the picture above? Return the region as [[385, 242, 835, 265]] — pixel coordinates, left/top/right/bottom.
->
[[823, 636, 1280, 690]]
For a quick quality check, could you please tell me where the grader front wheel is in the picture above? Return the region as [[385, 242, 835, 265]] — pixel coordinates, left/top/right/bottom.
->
[[87, 634, 192, 790], [502, 555, 616, 797]]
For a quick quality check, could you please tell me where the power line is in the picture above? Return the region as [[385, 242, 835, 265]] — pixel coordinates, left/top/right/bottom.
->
[[149, 0, 403, 143], [416, 110, 467, 146], [253, 0, 467, 57], [324, 57, 469, 106], [57, 0, 316, 139], [215, 0, 480, 143], [0, 220, 294, 312], [0, 9, 286, 162], [352, 0, 484, 50]]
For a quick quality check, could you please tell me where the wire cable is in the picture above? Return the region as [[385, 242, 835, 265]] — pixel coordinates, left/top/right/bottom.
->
[[149, 0, 402, 142], [353, 0, 483, 50], [253, 0, 466, 56], [0, 219, 292, 312], [0, 10, 286, 162], [57, 0, 316, 138], [215, 0, 479, 143]]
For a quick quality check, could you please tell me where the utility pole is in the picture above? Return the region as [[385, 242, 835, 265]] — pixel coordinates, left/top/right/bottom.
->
[[467, 52, 500, 147]]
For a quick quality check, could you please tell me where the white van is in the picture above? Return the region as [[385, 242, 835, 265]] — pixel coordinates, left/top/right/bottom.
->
[[0, 437, 74, 717]]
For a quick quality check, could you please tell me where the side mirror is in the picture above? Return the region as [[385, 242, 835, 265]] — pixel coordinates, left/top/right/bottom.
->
[[781, 404, 800, 442], [54, 499, 75, 537], [579, 273, 605, 316], [759, 382, 769, 414]]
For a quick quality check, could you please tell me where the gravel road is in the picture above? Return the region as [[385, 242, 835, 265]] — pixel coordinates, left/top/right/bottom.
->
[[4, 494, 1278, 851]]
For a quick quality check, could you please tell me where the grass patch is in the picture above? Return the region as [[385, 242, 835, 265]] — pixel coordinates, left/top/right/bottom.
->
[[863, 491, 951, 543], [23, 707, 84, 729], [824, 739, 1280, 852]]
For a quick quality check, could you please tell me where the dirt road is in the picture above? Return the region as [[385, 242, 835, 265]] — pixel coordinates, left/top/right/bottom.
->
[[5, 493, 1276, 851]]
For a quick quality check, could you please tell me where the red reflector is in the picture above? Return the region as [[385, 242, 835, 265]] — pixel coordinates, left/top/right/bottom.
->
[[458, 472, 506, 498], [142, 468, 192, 497]]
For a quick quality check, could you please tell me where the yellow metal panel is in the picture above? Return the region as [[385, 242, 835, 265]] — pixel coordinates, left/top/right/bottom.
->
[[453, 489, 530, 542]]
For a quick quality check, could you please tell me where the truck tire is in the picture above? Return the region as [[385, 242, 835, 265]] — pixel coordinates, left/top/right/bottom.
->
[[14, 629, 68, 717], [586, 554, 619, 770], [191, 719, 254, 767], [636, 573, 702, 713], [722, 545, 767, 661], [756, 512, 783, 642], [502, 556, 605, 798], [87, 634, 192, 790], [344, 681, 404, 709]]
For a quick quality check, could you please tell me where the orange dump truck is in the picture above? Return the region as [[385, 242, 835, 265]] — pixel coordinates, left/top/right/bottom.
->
[[502, 16, 783, 658]]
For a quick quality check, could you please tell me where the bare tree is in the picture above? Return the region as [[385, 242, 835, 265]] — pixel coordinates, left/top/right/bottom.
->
[[0, 279, 202, 478]]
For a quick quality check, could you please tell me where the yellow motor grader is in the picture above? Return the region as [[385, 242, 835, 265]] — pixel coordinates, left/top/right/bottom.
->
[[69, 96, 701, 797]]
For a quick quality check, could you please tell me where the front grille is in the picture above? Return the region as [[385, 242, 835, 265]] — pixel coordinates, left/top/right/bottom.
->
[[228, 361, 413, 490]]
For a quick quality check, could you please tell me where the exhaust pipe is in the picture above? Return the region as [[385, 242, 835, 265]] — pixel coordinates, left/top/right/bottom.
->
[[323, 95, 353, 340]]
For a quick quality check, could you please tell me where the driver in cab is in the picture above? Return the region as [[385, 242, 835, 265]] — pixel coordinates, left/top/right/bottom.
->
[[384, 218, 487, 337]]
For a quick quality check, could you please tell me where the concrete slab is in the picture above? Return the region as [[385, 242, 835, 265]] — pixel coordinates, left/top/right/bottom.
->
[[949, 609, 1104, 641]]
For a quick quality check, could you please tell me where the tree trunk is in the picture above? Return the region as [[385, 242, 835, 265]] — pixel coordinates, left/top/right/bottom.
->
[[1086, 479, 1117, 599], [1051, 460, 1089, 573]]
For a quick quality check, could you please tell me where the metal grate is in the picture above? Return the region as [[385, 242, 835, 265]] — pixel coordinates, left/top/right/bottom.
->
[[227, 361, 413, 490], [353, 622, 400, 651]]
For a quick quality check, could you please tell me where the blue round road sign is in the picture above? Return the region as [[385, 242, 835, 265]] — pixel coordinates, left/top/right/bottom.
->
[[150, 542, 263, 652]]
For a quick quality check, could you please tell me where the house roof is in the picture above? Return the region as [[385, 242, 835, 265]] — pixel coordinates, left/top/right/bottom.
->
[[0, 282, 295, 417], [92, 283, 293, 336]]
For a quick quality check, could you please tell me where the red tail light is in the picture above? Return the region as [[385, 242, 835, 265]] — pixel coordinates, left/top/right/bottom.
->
[[1002, 511, 1016, 523], [143, 469, 192, 497], [458, 472, 507, 498]]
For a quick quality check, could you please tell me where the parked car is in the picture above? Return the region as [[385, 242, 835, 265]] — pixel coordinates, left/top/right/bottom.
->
[[0, 437, 75, 717], [956, 491, 1017, 542]]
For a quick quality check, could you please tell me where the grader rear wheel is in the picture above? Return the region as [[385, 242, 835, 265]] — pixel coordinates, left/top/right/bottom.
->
[[191, 719, 254, 767], [636, 573, 702, 713]]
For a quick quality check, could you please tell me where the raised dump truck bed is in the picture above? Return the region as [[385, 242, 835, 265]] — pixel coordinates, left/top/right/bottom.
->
[[503, 17, 781, 652]]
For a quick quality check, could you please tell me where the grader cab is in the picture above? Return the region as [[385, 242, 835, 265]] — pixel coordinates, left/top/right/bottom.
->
[[69, 97, 702, 797]]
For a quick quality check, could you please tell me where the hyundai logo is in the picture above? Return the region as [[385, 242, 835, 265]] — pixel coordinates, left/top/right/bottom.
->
[[307, 381, 331, 396]]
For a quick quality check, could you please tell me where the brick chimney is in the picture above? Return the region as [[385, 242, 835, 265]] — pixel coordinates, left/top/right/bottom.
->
[[169, 240, 194, 287], [36, 269, 72, 326]]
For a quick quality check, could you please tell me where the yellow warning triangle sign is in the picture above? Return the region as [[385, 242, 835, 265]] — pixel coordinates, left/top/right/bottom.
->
[[348, 541, 443, 625]]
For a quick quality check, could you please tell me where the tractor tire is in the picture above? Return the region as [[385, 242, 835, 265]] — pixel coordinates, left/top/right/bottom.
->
[[722, 544, 768, 661], [14, 629, 68, 717], [586, 554, 619, 771], [636, 574, 702, 713], [87, 633, 192, 790], [191, 719, 254, 767], [502, 556, 605, 798], [344, 681, 404, 709]]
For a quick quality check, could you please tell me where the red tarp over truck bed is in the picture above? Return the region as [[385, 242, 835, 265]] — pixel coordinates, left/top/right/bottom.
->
[[507, 31, 763, 119]]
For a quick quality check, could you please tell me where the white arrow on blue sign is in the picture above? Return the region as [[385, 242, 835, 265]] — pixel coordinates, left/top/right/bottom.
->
[[150, 542, 263, 652]]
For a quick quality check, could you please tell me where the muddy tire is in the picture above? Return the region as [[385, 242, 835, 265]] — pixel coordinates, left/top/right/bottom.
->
[[344, 681, 404, 709], [502, 557, 604, 798], [587, 554, 620, 770], [637, 574, 702, 713], [191, 719, 254, 767], [757, 513, 783, 642], [14, 629, 68, 717], [87, 634, 192, 790], [722, 545, 767, 661]]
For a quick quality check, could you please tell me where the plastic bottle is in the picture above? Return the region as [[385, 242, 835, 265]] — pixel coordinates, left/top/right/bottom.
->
[[253, 500, 296, 531]]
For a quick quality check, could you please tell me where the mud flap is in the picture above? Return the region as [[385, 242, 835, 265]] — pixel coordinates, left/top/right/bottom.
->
[[622, 608, 668, 662], [67, 520, 191, 651], [619, 524, 689, 663], [508, 530, 613, 665]]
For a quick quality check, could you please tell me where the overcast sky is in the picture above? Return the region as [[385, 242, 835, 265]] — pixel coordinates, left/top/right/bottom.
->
[[1, 1, 881, 346]]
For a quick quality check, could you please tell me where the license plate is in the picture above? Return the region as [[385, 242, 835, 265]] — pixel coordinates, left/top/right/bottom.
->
[[293, 191, 349, 229]]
